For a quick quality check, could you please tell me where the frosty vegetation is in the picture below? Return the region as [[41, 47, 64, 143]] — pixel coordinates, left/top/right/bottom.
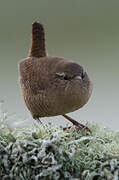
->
[[0, 102, 119, 179]]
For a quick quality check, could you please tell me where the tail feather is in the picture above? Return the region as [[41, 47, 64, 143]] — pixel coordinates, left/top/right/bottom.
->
[[28, 21, 47, 58]]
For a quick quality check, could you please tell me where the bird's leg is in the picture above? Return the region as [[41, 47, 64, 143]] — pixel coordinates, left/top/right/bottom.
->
[[35, 118, 51, 134], [35, 118, 48, 131], [62, 114, 91, 132], [35, 118, 43, 124]]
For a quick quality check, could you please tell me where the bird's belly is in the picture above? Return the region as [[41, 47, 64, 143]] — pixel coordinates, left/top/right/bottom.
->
[[23, 88, 88, 119], [30, 95, 82, 118], [24, 96, 75, 119]]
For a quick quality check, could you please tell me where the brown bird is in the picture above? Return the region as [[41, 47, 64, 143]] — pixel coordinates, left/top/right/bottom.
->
[[18, 22, 93, 131]]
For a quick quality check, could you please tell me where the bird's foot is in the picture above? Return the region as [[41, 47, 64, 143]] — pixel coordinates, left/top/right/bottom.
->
[[63, 114, 91, 133]]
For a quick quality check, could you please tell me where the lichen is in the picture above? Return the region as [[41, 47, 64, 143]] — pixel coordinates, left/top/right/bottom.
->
[[0, 103, 119, 179]]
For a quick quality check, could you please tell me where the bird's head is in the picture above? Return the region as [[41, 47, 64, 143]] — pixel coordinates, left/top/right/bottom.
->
[[50, 59, 93, 110]]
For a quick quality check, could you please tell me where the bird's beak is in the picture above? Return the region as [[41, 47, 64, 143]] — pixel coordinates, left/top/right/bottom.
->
[[73, 75, 82, 80]]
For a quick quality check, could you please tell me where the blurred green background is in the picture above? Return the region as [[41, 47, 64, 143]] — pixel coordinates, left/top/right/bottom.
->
[[0, 0, 119, 130]]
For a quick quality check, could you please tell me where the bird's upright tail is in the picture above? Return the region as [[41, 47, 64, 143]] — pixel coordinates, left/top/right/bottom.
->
[[28, 21, 47, 58]]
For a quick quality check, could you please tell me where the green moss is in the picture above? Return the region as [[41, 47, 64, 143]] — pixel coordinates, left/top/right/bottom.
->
[[0, 106, 119, 179]]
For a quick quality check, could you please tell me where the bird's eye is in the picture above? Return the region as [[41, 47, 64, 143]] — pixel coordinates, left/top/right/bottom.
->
[[56, 73, 69, 80], [82, 70, 86, 79]]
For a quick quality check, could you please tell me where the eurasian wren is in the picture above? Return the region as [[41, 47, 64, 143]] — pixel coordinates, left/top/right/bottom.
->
[[18, 22, 93, 131]]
